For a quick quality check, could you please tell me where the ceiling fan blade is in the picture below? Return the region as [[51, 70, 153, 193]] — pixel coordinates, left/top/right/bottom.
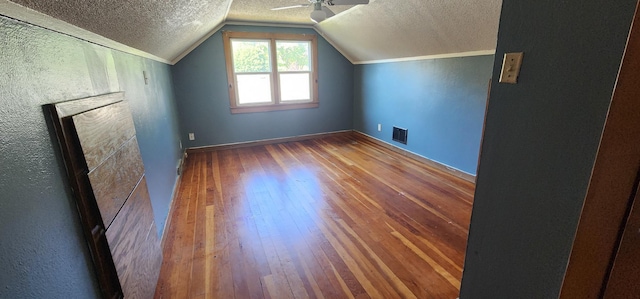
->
[[321, 6, 336, 18], [271, 4, 310, 11], [328, 0, 369, 5]]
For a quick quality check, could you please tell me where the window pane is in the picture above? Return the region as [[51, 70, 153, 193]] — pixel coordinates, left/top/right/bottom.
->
[[280, 73, 310, 101], [237, 74, 272, 104], [232, 39, 271, 73], [276, 41, 310, 72]]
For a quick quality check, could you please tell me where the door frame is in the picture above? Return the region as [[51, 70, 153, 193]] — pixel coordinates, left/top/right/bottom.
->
[[560, 0, 640, 297]]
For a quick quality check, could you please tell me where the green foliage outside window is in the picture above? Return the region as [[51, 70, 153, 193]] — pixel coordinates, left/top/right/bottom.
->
[[232, 40, 270, 73], [277, 42, 310, 72], [232, 40, 310, 73]]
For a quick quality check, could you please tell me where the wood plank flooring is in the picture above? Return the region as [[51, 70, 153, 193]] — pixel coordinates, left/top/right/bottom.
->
[[155, 133, 474, 299]]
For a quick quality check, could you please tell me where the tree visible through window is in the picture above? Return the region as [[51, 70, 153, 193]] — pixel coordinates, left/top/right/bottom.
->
[[277, 41, 311, 102], [223, 31, 318, 114]]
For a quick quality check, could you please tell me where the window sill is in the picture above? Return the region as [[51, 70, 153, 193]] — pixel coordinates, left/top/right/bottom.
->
[[230, 102, 318, 114]]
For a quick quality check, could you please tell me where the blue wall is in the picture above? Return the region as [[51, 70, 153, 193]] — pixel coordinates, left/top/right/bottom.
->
[[0, 16, 182, 298], [354, 56, 494, 175], [112, 53, 183, 235], [460, 0, 637, 298], [172, 25, 353, 148]]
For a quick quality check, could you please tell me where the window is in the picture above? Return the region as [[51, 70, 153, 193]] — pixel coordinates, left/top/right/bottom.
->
[[223, 31, 319, 113]]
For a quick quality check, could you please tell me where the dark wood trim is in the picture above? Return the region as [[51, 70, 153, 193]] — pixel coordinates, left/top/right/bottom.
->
[[603, 177, 640, 298], [353, 131, 476, 183], [186, 130, 353, 153], [560, 1, 640, 297]]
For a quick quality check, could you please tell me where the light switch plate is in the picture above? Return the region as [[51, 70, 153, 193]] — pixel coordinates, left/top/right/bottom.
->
[[499, 52, 524, 84]]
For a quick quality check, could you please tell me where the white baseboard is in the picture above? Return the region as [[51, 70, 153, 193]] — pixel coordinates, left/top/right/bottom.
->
[[186, 130, 353, 153], [160, 150, 186, 249]]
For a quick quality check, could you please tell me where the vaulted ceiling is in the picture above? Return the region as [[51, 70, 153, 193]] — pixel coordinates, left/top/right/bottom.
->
[[1, 0, 502, 64]]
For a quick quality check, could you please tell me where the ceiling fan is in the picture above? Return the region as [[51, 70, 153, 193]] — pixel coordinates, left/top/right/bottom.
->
[[271, 0, 370, 23]]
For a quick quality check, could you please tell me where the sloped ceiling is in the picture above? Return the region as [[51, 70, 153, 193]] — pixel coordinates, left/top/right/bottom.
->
[[318, 0, 502, 63], [1, 0, 502, 64], [227, 0, 356, 24], [6, 0, 231, 62]]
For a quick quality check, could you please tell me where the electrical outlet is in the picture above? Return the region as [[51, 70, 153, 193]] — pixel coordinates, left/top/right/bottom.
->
[[176, 158, 183, 175], [188, 133, 195, 141], [378, 124, 382, 132]]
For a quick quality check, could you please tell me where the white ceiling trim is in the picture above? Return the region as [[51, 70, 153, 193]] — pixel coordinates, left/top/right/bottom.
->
[[2, 0, 496, 67], [0, 1, 356, 67], [170, 21, 358, 65], [353, 50, 497, 65], [0, 0, 171, 64], [224, 0, 234, 19], [312, 26, 356, 64], [170, 22, 226, 65], [171, 21, 319, 65], [222, 20, 316, 29]]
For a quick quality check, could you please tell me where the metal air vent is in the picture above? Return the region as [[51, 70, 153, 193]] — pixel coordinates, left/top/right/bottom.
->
[[392, 127, 408, 144]]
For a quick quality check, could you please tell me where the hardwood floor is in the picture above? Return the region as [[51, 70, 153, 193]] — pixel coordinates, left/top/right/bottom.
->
[[154, 133, 474, 299]]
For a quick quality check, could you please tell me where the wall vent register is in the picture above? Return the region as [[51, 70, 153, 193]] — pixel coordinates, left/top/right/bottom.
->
[[392, 127, 408, 144]]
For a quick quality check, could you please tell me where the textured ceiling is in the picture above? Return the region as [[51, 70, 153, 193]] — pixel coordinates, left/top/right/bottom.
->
[[8, 0, 231, 61], [227, 0, 355, 24], [317, 0, 502, 62], [2, 0, 502, 64]]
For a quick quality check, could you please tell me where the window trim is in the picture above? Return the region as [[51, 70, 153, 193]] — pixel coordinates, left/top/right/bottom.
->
[[223, 31, 319, 114]]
